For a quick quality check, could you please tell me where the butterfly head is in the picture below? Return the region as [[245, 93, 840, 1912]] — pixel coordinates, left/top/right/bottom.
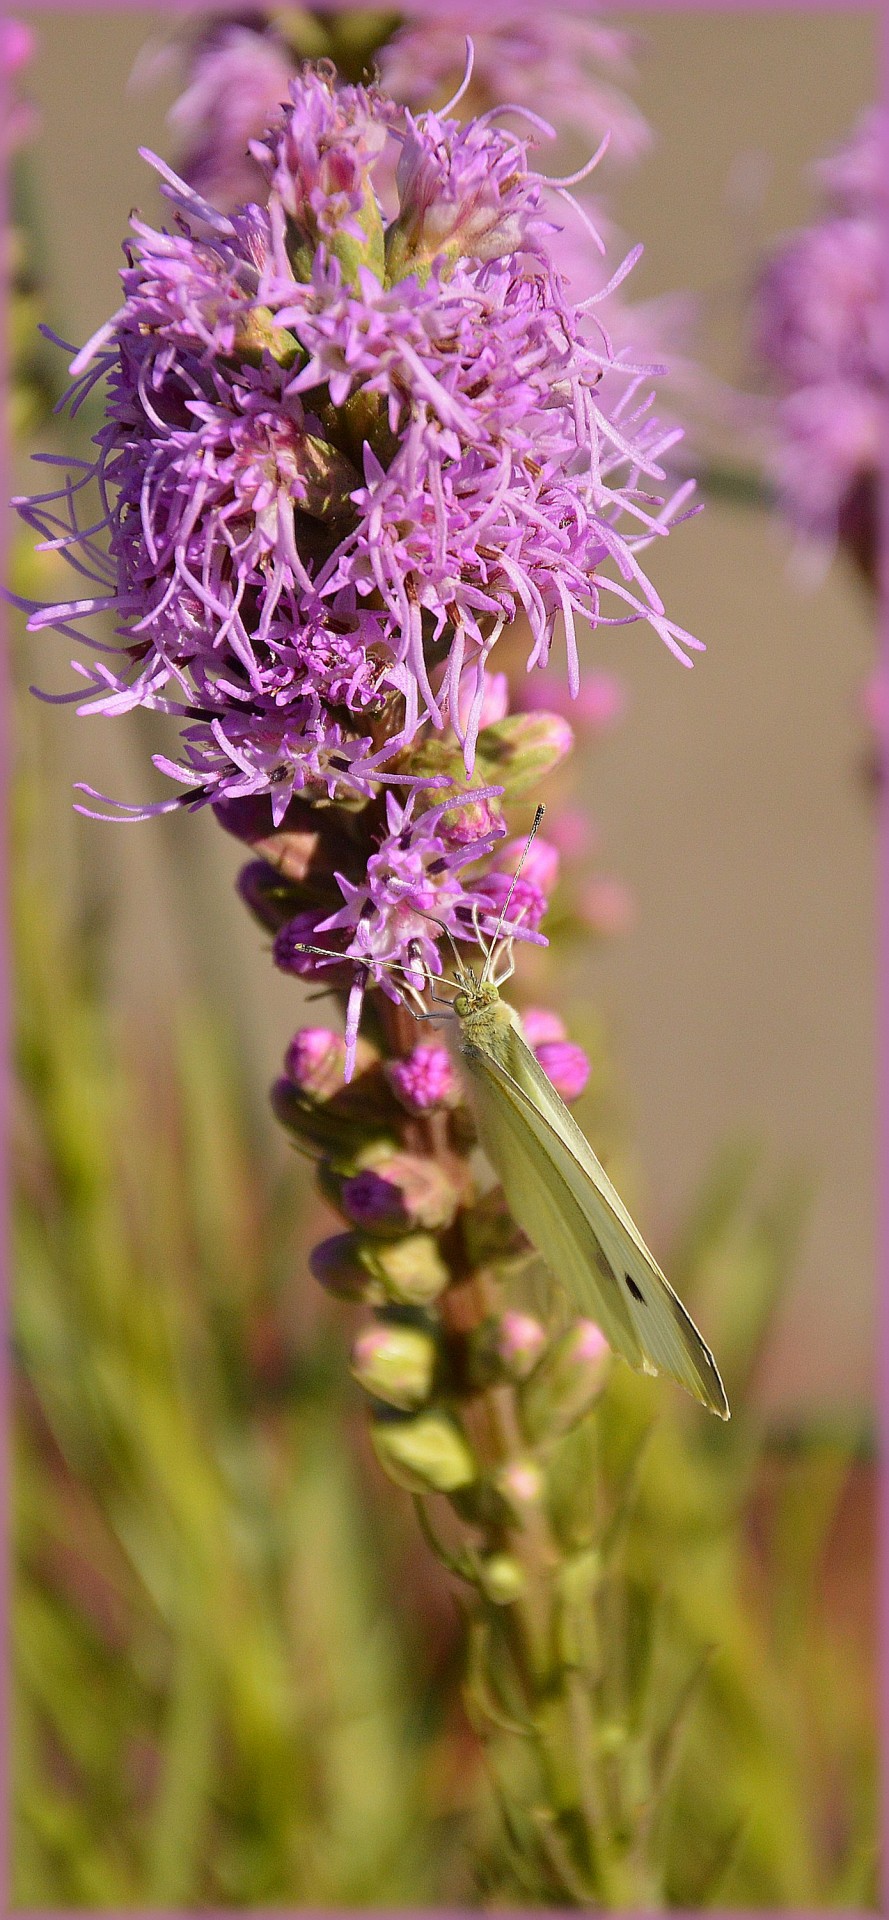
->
[[452, 970, 500, 1020]]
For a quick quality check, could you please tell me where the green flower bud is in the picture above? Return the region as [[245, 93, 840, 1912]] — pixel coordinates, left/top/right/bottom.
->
[[339, 1143, 461, 1237], [520, 1320, 610, 1442], [360, 1231, 451, 1306], [478, 1552, 527, 1606], [469, 1311, 547, 1388], [491, 1456, 545, 1522], [351, 1320, 437, 1411], [475, 709, 574, 800], [371, 1410, 477, 1494]]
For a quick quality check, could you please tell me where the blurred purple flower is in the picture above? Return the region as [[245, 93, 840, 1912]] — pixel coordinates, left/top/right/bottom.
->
[[752, 109, 885, 565], [1, 16, 37, 152], [166, 20, 295, 209]]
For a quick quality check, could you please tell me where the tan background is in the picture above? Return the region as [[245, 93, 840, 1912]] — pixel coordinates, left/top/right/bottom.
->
[[18, 10, 878, 1412]]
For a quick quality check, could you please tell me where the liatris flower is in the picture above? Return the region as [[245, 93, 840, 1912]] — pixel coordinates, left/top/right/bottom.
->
[[14, 64, 699, 833], [751, 109, 885, 580], [155, 4, 649, 217], [13, 60, 705, 1898]]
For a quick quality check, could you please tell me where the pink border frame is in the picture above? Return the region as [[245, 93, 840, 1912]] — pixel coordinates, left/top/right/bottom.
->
[[2, 3, 884, 1914]]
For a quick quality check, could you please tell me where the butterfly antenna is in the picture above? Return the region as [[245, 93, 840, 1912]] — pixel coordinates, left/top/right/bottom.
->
[[481, 805, 545, 982], [290, 939, 437, 987]]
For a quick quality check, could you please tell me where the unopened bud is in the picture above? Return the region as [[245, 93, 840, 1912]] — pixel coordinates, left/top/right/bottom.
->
[[521, 668, 626, 733], [492, 1457, 545, 1521], [272, 1037, 384, 1151], [285, 1027, 349, 1100], [309, 1232, 381, 1303], [478, 1552, 527, 1605], [360, 1231, 450, 1306], [476, 709, 574, 800], [237, 859, 303, 932], [461, 1191, 529, 1269], [340, 1145, 460, 1236], [386, 1044, 460, 1114], [520, 1008, 567, 1048], [495, 1311, 548, 1380], [533, 1040, 590, 1103], [469, 1311, 547, 1388], [371, 1410, 477, 1493], [519, 1011, 589, 1101], [520, 1321, 610, 1442], [351, 1321, 437, 1411]]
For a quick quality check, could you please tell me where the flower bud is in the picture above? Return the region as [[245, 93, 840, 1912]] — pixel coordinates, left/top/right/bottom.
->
[[478, 1552, 527, 1606], [475, 709, 574, 801], [371, 1410, 477, 1494], [309, 1232, 381, 1303], [520, 1008, 567, 1049], [360, 1231, 450, 1306], [534, 1041, 590, 1103], [386, 1044, 460, 1115], [272, 1037, 385, 1151], [520, 1321, 610, 1442], [491, 1456, 545, 1521], [460, 1190, 528, 1269], [350, 1321, 437, 1411], [495, 1311, 548, 1381], [468, 1311, 547, 1388], [237, 859, 303, 932], [285, 1026, 349, 1100], [340, 1145, 460, 1236]]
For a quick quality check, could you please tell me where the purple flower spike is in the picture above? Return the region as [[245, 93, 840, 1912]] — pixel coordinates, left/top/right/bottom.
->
[[13, 59, 700, 822]]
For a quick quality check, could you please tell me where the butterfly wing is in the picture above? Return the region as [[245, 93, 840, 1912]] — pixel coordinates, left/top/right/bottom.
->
[[461, 1024, 729, 1419]]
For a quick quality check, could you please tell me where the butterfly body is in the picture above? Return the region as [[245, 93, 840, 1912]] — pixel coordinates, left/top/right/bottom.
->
[[451, 962, 729, 1421]]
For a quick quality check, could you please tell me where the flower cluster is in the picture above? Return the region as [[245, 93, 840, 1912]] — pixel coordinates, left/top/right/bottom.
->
[[15, 62, 698, 829], [752, 109, 885, 571], [160, 3, 649, 216]]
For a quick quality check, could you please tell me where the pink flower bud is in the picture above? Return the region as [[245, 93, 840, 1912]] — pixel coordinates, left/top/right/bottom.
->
[[495, 1311, 547, 1381], [457, 667, 510, 735], [237, 859, 300, 932], [493, 1457, 545, 1517], [285, 1026, 347, 1097], [547, 807, 599, 862], [534, 1040, 590, 1103], [521, 1319, 610, 1440], [350, 1322, 437, 1410], [520, 1007, 567, 1049], [386, 1044, 460, 1114], [341, 1149, 460, 1235]]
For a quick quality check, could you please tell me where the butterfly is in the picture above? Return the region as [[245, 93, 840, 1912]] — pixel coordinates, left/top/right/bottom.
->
[[294, 806, 729, 1419]]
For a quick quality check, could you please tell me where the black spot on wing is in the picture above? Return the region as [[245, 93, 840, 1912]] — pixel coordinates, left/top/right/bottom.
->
[[624, 1273, 645, 1303]]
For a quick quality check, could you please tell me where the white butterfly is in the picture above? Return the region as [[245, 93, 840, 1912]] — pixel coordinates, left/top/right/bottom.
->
[[293, 807, 729, 1419]]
